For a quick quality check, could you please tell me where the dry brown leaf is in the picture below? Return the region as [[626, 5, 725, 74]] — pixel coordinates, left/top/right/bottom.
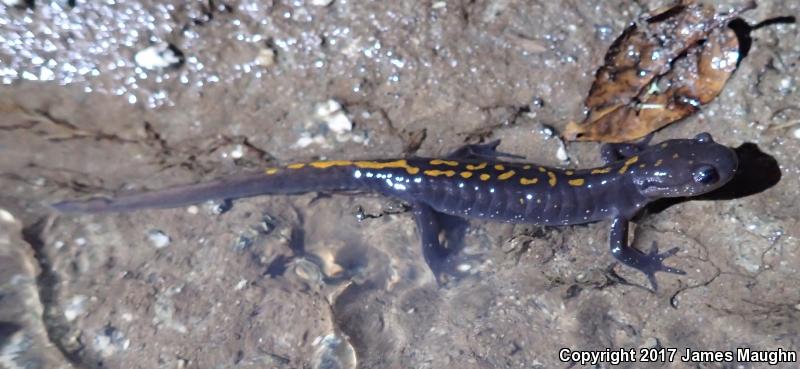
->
[[564, 1, 754, 143]]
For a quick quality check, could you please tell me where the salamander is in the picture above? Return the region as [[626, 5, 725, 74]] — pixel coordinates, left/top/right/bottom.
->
[[53, 132, 738, 290]]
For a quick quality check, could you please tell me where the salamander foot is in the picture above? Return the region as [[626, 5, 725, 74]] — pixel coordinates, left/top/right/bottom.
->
[[447, 140, 525, 161], [631, 241, 686, 292]]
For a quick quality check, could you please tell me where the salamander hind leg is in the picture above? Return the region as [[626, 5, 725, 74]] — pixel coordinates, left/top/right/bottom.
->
[[446, 140, 525, 161], [411, 203, 478, 283], [608, 217, 686, 292]]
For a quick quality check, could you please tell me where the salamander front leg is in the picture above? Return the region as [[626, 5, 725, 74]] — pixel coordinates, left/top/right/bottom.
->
[[446, 140, 525, 161], [609, 217, 685, 291], [600, 133, 653, 164]]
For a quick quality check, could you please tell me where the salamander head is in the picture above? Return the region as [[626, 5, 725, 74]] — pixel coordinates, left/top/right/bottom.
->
[[630, 132, 738, 198]]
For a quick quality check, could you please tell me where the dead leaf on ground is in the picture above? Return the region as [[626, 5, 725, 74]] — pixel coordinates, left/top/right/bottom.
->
[[564, 1, 755, 143]]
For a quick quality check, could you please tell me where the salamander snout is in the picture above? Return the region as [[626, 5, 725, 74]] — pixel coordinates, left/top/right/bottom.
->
[[633, 133, 738, 198]]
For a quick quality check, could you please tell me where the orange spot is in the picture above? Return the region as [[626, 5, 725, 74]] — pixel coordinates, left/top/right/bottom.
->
[[591, 167, 611, 174], [480, 174, 491, 181], [354, 160, 420, 175], [654, 159, 663, 167], [568, 178, 585, 186], [424, 169, 456, 177], [466, 162, 488, 170], [547, 172, 557, 187], [523, 165, 532, 170], [265, 168, 279, 175], [287, 163, 306, 169], [430, 159, 459, 166], [460, 171, 473, 179], [565, 170, 574, 175], [617, 156, 639, 174], [498, 170, 516, 180], [520, 177, 538, 185], [538, 167, 547, 173], [494, 164, 505, 170], [309, 160, 353, 168]]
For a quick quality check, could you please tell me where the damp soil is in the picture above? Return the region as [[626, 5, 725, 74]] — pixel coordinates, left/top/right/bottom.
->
[[1, 1, 799, 369]]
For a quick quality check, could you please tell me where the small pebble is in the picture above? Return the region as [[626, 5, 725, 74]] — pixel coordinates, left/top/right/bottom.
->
[[147, 230, 171, 249], [233, 235, 253, 251], [314, 99, 352, 134], [255, 47, 276, 67], [309, 0, 334, 6], [540, 126, 554, 138], [315, 99, 342, 118], [207, 199, 233, 214], [0, 208, 16, 223], [134, 43, 183, 70], [64, 295, 87, 321], [186, 205, 199, 214], [235, 279, 248, 290], [327, 111, 352, 134], [793, 127, 800, 139], [229, 144, 244, 159], [432, 1, 446, 9], [556, 140, 569, 162]]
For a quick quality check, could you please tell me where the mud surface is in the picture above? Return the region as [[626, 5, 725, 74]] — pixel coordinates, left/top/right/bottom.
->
[[1, 1, 799, 368]]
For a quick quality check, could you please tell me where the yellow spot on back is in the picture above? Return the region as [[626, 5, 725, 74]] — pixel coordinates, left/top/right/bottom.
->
[[354, 160, 420, 175], [568, 178, 585, 186], [430, 159, 459, 166], [460, 171, 473, 179], [466, 162, 487, 170], [480, 173, 491, 181], [523, 165, 532, 170], [661, 143, 669, 148], [498, 170, 516, 180], [672, 153, 679, 159], [309, 160, 353, 168], [617, 156, 639, 174], [565, 170, 574, 175], [591, 167, 611, 174], [538, 167, 547, 173], [639, 163, 646, 168], [520, 177, 538, 185], [547, 171, 557, 187], [494, 164, 505, 171], [287, 163, 306, 169], [265, 168, 279, 175], [654, 159, 663, 167], [424, 169, 456, 177]]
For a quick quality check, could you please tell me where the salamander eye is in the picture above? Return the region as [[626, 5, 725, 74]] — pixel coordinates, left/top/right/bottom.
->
[[692, 165, 719, 184]]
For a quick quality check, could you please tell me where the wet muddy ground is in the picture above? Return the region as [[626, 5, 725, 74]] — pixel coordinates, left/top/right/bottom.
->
[[1, 1, 799, 368]]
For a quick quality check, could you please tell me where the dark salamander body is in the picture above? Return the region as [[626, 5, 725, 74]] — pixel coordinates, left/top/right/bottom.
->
[[54, 133, 738, 290]]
